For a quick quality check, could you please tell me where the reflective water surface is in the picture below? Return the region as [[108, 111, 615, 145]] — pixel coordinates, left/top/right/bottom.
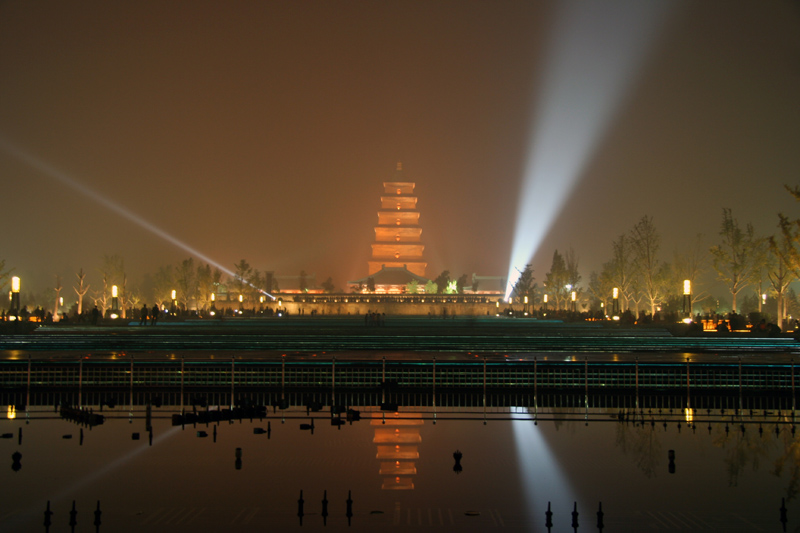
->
[[1, 405, 797, 532]]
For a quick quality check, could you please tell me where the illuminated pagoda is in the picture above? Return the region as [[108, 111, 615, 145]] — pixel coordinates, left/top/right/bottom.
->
[[350, 163, 429, 293]]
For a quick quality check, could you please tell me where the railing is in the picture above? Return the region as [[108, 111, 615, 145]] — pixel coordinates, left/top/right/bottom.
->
[[1, 358, 795, 391]]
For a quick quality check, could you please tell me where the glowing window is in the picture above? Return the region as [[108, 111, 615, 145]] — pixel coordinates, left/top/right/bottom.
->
[[395, 252, 400, 258]]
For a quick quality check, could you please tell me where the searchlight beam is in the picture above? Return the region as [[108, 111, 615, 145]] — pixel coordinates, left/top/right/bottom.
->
[[506, 0, 671, 297], [0, 136, 275, 299]]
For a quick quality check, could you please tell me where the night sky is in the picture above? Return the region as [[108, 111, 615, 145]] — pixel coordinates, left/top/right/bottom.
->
[[1, 1, 799, 297]]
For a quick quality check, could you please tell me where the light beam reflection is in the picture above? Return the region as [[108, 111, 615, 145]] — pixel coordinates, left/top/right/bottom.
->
[[506, 0, 671, 297], [0, 136, 274, 299], [511, 417, 576, 528]]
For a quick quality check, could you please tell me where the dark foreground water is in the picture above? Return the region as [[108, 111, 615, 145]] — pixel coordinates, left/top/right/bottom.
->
[[1, 405, 797, 532]]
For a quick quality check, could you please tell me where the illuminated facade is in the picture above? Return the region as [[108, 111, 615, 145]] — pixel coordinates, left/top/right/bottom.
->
[[367, 163, 427, 278]]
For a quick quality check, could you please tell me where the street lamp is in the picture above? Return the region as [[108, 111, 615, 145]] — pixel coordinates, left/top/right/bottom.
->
[[612, 287, 619, 318], [571, 290, 577, 313], [543, 294, 548, 313], [171, 289, 177, 315], [111, 285, 119, 319], [10, 276, 20, 315], [683, 280, 691, 319], [523, 295, 529, 316]]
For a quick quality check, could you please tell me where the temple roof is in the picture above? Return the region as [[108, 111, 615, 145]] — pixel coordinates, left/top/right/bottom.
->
[[349, 265, 429, 286]]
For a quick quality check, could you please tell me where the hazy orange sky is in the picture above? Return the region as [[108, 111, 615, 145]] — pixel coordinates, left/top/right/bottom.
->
[[1, 1, 798, 297]]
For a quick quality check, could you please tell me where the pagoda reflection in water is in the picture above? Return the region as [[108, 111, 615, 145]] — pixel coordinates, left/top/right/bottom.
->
[[372, 412, 423, 490]]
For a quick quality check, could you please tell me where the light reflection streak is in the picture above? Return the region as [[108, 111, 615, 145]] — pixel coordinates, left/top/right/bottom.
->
[[4, 425, 182, 533], [511, 417, 576, 528], [505, 0, 671, 297], [0, 136, 274, 299]]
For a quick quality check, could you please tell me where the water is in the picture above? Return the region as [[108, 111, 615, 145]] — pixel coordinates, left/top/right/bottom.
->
[[0, 406, 796, 532]]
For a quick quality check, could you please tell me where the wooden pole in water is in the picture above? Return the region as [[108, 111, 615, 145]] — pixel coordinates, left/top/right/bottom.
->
[[180, 356, 185, 415], [26, 355, 31, 418], [78, 358, 83, 408], [483, 356, 487, 422], [584, 357, 589, 422], [635, 357, 639, 414], [129, 356, 134, 419], [230, 357, 235, 410], [685, 357, 691, 412], [533, 356, 538, 421], [738, 357, 743, 416], [432, 356, 437, 422]]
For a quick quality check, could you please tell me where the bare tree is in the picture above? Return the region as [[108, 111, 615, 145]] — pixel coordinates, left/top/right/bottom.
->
[[175, 258, 197, 311], [233, 260, 252, 302], [91, 272, 110, 317], [0, 259, 12, 296], [710, 208, 759, 313], [74, 268, 89, 316], [768, 216, 800, 329], [629, 215, 668, 315], [152, 265, 174, 309], [588, 270, 613, 313], [673, 234, 711, 314], [53, 275, 62, 319], [196, 263, 214, 312]]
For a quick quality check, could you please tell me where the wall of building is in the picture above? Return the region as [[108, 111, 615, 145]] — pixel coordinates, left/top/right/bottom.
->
[[214, 299, 504, 317]]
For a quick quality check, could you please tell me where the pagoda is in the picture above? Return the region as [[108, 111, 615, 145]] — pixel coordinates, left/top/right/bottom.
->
[[367, 162, 427, 278]]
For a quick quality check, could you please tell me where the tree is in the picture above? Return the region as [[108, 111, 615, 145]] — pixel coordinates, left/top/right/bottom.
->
[[629, 215, 668, 315], [0, 260, 12, 296], [456, 274, 468, 294], [99, 254, 126, 317], [565, 248, 581, 293], [424, 280, 437, 294], [152, 265, 174, 308], [588, 270, 614, 313], [321, 277, 335, 293], [672, 234, 711, 314], [233, 260, 252, 301], [91, 272, 110, 317], [299, 270, 308, 293], [710, 208, 759, 313], [53, 275, 62, 319], [434, 271, 450, 294], [73, 268, 89, 316], [745, 237, 770, 313], [196, 263, 214, 311], [544, 251, 568, 309], [604, 234, 635, 312], [367, 277, 376, 292], [768, 215, 800, 329], [511, 264, 537, 302], [175, 258, 197, 311], [406, 280, 419, 294]]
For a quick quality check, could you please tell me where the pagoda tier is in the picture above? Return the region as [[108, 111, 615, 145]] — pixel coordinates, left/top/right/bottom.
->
[[365, 163, 427, 279], [377, 212, 420, 226], [374, 227, 423, 242], [381, 196, 418, 210]]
